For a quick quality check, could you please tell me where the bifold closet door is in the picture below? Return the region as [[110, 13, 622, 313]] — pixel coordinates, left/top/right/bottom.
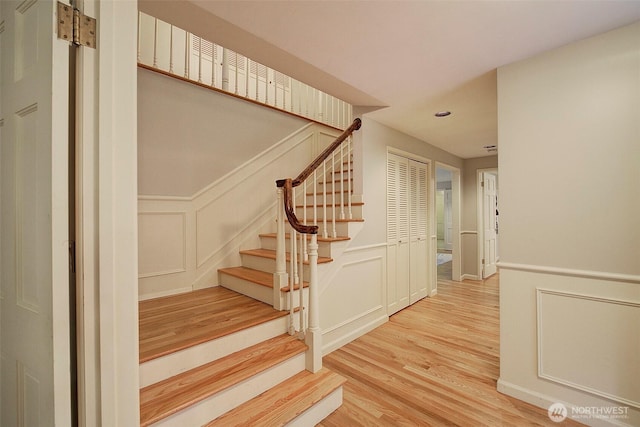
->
[[387, 154, 430, 315]]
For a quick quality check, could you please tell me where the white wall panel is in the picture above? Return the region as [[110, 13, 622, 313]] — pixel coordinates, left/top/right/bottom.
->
[[537, 289, 640, 409], [138, 212, 186, 278]]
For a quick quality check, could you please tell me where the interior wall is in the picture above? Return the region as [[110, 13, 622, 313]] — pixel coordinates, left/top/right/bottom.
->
[[138, 68, 307, 197], [353, 117, 463, 248], [498, 21, 640, 426], [461, 155, 498, 278]]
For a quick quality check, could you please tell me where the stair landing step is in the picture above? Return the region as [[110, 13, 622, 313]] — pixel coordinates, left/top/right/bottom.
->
[[240, 248, 333, 264], [260, 233, 350, 243], [140, 334, 307, 427], [205, 368, 346, 427], [139, 287, 287, 363], [219, 266, 309, 291]]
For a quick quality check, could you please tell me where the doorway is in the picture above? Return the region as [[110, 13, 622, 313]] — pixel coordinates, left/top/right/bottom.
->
[[435, 164, 461, 282], [477, 169, 499, 279]]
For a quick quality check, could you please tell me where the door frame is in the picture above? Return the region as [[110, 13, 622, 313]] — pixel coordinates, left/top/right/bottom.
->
[[476, 168, 499, 279], [75, 1, 140, 425], [435, 163, 461, 282]]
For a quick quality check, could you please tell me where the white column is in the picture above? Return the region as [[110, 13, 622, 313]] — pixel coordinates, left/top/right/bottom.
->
[[305, 234, 322, 373], [273, 187, 287, 311]]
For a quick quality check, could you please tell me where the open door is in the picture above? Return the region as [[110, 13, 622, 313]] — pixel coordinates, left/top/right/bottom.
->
[[482, 172, 498, 278], [1, 1, 72, 424]]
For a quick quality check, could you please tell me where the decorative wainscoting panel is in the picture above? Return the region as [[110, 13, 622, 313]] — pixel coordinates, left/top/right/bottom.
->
[[321, 244, 388, 354], [537, 288, 640, 409], [138, 212, 187, 278]]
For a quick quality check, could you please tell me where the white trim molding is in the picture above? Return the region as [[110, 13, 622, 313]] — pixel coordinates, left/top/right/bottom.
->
[[499, 262, 640, 284]]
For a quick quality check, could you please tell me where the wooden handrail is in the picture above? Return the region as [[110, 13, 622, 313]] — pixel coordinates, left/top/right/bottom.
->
[[276, 118, 362, 235]]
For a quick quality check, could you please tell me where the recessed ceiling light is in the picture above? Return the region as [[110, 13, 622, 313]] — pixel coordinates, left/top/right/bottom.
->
[[435, 111, 451, 117]]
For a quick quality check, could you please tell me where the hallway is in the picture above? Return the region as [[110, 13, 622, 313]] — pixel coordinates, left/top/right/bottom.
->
[[320, 274, 583, 426]]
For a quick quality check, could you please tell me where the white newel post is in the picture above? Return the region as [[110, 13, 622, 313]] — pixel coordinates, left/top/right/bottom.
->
[[273, 187, 287, 310], [305, 234, 322, 373]]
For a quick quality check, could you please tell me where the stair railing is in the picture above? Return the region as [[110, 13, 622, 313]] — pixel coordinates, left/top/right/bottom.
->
[[274, 118, 362, 373]]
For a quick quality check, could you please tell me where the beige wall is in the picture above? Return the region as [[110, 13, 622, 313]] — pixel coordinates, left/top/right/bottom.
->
[[138, 68, 307, 197], [461, 155, 498, 278], [498, 22, 640, 425]]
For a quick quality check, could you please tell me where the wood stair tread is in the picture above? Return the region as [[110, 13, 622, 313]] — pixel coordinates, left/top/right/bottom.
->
[[240, 248, 333, 264], [140, 334, 307, 427], [219, 266, 309, 291], [259, 233, 350, 243], [205, 368, 346, 427], [139, 287, 287, 363]]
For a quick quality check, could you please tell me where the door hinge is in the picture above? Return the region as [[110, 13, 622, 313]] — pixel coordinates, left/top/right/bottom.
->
[[481, 181, 484, 187], [481, 258, 485, 265], [57, 2, 96, 49]]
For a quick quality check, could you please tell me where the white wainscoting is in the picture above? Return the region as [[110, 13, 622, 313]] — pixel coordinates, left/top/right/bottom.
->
[[138, 123, 340, 299], [321, 244, 388, 355], [498, 266, 640, 427], [537, 289, 640, 410]]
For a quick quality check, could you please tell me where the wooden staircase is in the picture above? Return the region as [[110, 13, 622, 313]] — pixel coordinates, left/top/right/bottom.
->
[[138, 121, 363, 425], [139, 287, 346, 426]]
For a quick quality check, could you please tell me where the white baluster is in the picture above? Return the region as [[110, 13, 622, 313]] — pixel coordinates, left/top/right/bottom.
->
[[289, 227, 296, 335], [169, 25, 174, 73], [255, 62, 259, 101], [184, 33, 189, 78], [212, 44, 217, 87], [303, 180, 308, 261], [137, 13, 141, 63], [340, 141, 345, 220], [298, 232, 305, 337], [313, 170, 318, 227], [265, 68, 269, 105], [234, 52, 239, 94], [221, 48, 229, 91], [245, 57, 249, 98], [322, 159, 327, 239], [197, 37, 202, 83], [347, 135, 353, 219], [153, 18, 158, 68], [305, 234, 321, 372], [331, 150, 337, 238]]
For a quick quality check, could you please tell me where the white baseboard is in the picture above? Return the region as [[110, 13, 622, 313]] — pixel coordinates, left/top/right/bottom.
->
[[460, 273, 481, 281], [497, 379, 634, 427], [322, 314, 387, 356]]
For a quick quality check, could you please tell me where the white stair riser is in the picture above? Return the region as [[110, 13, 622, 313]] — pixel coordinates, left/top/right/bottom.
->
[[259, 236, 333, 258], [295, 204, 363, 221], [287, 387, 344, 427], [219, 273, 274, 305], [153, 353, 307, 427], [219, 274, 308, 311], [240, 254, 328, 282], [139, 316, 287, 387]]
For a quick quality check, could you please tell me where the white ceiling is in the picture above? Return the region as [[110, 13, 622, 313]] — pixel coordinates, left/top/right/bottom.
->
[[141, 1, 640, 159]]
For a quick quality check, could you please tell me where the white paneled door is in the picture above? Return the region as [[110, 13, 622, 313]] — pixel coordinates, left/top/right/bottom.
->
[[387, 153, 430, 315], [1, 1, 72, 425], [482, 172, 498, 278]]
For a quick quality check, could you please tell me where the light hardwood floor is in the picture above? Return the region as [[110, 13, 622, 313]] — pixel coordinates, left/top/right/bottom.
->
[[320, 273, 584, 426]]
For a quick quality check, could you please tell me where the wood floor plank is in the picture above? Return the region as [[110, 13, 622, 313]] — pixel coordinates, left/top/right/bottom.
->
[[320, 273, 585, 427]]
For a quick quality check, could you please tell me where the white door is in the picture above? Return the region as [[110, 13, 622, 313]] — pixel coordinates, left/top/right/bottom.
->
[[1, 1, 71, 425], [482, 173, 498, 278], [444, 189, 453, 250], [409, 160, 429, 303], [387, 154, 410, 313]]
